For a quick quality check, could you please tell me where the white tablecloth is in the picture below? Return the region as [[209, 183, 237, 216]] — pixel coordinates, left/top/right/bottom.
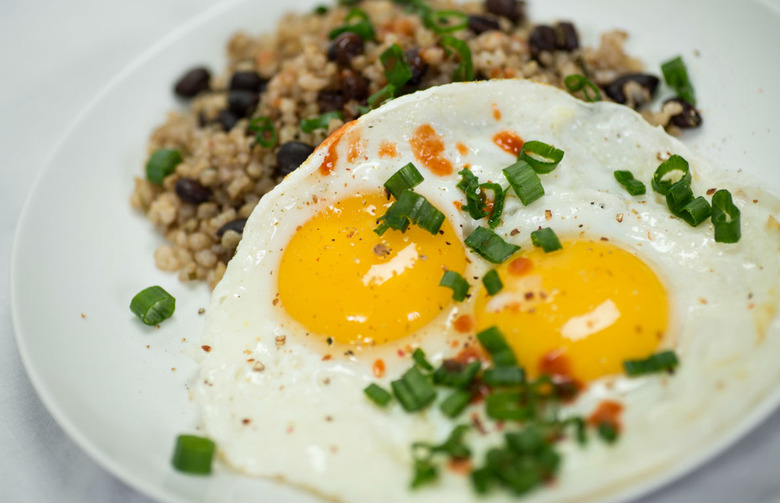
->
[[2, 1, 779, 502]]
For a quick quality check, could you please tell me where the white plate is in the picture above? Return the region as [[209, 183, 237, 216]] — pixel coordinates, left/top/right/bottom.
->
[[10, 0, 780, 502]]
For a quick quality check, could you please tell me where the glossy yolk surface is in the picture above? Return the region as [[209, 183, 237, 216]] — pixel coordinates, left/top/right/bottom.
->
[[474, 240, 668, 382], [278, 192, 467, 346]]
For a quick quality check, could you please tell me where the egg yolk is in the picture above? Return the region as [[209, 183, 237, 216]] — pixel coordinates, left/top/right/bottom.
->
[[278, 192, 467, 346], [474, 239, 668, 383]]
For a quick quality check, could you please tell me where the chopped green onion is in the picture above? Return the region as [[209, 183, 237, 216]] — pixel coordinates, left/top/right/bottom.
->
[[375, 190, 445, 236], [145, 148, 182, 185], [623, 350, 680, 376], [519, 141, 564, 174], [457, 169, 489, 219], [384, 162, 424, 199], [483, 366, 525, 387], [411, 458, 438, 488], [130, 285, 175, 326], [368, 83, 396, 109], [505, 425, 544, 454], [503, 159, 545, 206], [424, 9, 468, 34], [440, 389, 473, 418], [652, 155, 691, 195], [248, 116, 277, 149], [300, 110, 343, 133], [480, 182, 506, 229], [711, 189, 741, 243], [530, 227, 562, 253], [665, 180, 694, 214], [613, 170, 646, 196], [440, 35, 474, 82], [597, 423, 619, 444], [416, 424, 471, 460], [329, 8, 376, 40], [678, 196, 712, 227], [464, 226, 520, 264], [485, 392, 531, 420], [433, 360, 481, 388], [564, 74, 602, 102], [313, 4, 329, 15], [412, 348, 434, 372], [364, 383, 393, 406], [380, 43, 413, 88], [391, 366, 437, 412], [661, 55, 696, 106], [439, 270, 470, 302], [171, 434, 215, 474], [562, 416, 587, 445], [481, 269, 503, 296], [471, 466, 493, 494], [476, 326, 517, 367]]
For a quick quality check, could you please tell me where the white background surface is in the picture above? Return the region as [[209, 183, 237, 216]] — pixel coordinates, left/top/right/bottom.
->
[[2, 1, 780, 502]]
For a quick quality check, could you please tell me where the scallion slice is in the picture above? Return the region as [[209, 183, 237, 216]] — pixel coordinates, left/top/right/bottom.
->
[[329, 8, 376, 40], [483, 366, 525, 387], [439, 270, 470, 302], [465, 226, 520, 264], [364, 383, 393, 406], [503, 159, 545, 206], [678, 196, 712, 227], [711, 189, 741, 243], [457, 168, 489, 219], [130, 285, 175, 326], [596, 423, 619, 444], [505, 425, 544, 454], [481, 269, 503, 296], [391, 366, 437, 412], [440, 35, 474, 82], [485, 392, 531, 420], [433, 360, 481, 388], [300, 110, 343, 133], [375, 190, 445, 236], [380, 43, 413, 88], [412, 348, 434, 372], [424, 9, 468, 34], [440, 389, 473, 418], [384, 162, 424, 199], [652, 155, 691, 195], [564, 74, 602, 102], [368, 83, 396, 109], [146, 148, 182, 185], [247, 116, 277, 149], [476, 326, 517, 367], [480, 182, 506, 229], [519, 141, 564, 174], [530, 227, 562, 253], [661, 55, 696, 106], [171, 434, 215, 474], [623, 350, 679, 376], [613, 170, 646, 196], [411, 458, 438, 488], [665, 180, 693, 214]]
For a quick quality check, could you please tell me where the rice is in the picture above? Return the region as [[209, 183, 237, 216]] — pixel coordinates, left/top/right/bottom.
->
[[130, 0, 699, 288]]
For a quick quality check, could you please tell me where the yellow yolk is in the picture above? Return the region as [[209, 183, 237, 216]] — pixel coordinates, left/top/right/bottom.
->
[[278, 192, 467, 346], [474, 239, 668, 383]]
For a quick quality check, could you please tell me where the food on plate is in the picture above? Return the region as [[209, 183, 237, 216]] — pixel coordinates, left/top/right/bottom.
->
[[190, 79, 780, 501], [171, 434, 216, 474], [129, 285, 176, 325], [130, 0, 703, 288]]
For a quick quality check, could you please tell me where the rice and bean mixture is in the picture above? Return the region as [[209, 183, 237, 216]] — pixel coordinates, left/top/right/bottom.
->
[[130, 0, 702, 289]]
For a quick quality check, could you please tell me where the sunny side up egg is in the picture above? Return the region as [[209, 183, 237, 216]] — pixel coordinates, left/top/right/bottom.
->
[[192, 80, 780, 503]]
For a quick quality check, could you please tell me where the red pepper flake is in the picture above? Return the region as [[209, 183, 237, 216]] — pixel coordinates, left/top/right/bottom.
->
[[491, 103, 502, 121], [448, 457, 473, 475], [201, 345, 212, 352], [409, 124, 453, 176], [397, 349, 405, 357], [453, 314, 474, 333], [322, 354, 332, 361], [544, 209, 552, 221], [242, 418, 251, 425], [508, 257, 533, 276], [373, 358, 386, 378], [706, 188, 717, 196], [471, 412, 487, 434], [492, 130, 524, 156], [588, 400, 624, 431], [275, 335, 287, 346]]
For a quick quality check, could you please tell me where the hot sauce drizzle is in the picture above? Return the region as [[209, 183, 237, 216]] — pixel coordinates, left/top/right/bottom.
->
[[409, 124, 453, 176], [316, 121, 356, 175], [493, 130, 524, 156], [378, 140, 399, 158]]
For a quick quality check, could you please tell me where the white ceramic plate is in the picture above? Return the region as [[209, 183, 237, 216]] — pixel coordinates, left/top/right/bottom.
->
[[11, 1, 780, 502]]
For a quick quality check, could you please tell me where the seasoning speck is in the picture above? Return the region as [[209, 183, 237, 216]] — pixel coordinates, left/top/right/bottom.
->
[[198, 307, 206, 315], [202, 345, 212, 352], [275, 335, 287, 346]]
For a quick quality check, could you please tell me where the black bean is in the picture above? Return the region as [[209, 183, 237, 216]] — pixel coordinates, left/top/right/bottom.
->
[[339, 69, 369, 101], [227, 90, 259, 118], [229, 71, 267, 93], [276, 141, 315, 177], [468, 15, 501, 35], [605, 74, 659, 108], [216, 110, 239, 131], [529, 25, 556, 61], [405, 48, 428, 86], [327, 32, 364, 67], [216, 218, 248, 237], [174, 67, 211, 98], [317, 89, 347, 113], [664, 97, 703, 129], [555, 22, 579, 51], [485, 0, 524, 24], [175, 178, 212, 205]]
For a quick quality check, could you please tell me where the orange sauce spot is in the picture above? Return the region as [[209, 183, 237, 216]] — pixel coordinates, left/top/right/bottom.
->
[[372, 358, 386, 378], [456, 142, 469, 156], [378, 140, 398, 158], [315, 121, 355, 175], [491, 103, 502, 121], [409, 124, 453, 176], [493, 130, 524, 156], [450, 339, 461, 349], [453, 314, 474, 333], [588, 400, 624, 430], [508, 257, 533, 276], [453, 201, 464, 211], [448, 457, 473, 474], [454, 345, 487, 365], [539, 350, 571, 378], [347, 128, 364, 163]]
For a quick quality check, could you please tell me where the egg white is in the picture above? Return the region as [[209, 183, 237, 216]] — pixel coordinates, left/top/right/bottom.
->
[[192, 80, 780, 503]]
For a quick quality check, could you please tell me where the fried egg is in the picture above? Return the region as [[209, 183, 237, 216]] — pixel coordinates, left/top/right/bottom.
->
[[192, 80, 780, 502]]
